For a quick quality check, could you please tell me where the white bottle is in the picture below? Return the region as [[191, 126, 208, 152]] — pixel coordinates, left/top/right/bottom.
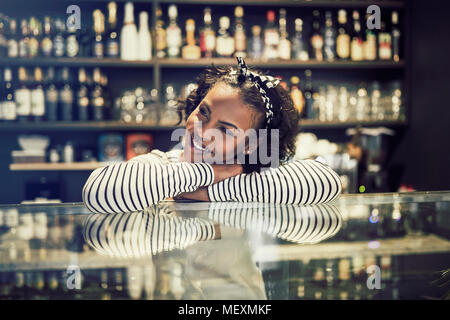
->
[[120, 2, 139, 60], [138, 11, 152, 60]]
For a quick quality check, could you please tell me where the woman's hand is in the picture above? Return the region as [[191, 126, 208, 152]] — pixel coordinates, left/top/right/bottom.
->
[[174, 187, 209, 201]]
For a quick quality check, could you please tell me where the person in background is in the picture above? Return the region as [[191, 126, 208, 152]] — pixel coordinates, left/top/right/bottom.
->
[[82, 57, 342, 214]]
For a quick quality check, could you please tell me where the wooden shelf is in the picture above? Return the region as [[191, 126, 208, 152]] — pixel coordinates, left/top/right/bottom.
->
[[0, 57, 405, 69], [10, 162, 109, 171], [299, 119, 408, 129]]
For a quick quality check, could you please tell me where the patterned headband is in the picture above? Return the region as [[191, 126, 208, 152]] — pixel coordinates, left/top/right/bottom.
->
[[235, 56, 280, 126]]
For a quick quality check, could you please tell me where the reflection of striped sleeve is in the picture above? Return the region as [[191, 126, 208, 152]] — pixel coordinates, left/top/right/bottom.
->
[[82, 160, 214, 214], [83, 210, 216, 257], [208, 202, 342, 244], [207, 160, 342, 205]]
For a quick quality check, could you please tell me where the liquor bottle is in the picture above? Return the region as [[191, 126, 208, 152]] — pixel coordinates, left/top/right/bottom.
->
[[182, 19, 201, 60], [155, 6, 167, 58], [290, 76, 305, 116], [310, 10, 324, 61], [337, 258, 351, 300], [370, 81, 382, 120], [45, 67, 58, 121], [77, 68, 90, 121], [59, 67, 74, 121], [41, 17, 53, 57], [166, 4, 182, 58], [336, 10, 350, 60], [350, 11, 364, 61], [100, 270, 112, 300], [112, 269, 128, 299], [106, 1, 120, 58], [216, 16, 234, 58], [199, 7, 215, 58], [1, 68, 17, 121], [66, 17, 79, 58], [278, 9, 291, 60], [53, 18, 66, 57], [155, 272, 175, 300], [323, 11, 336, 61], [18, 19, 29, 58], [120, 2, 139, 60], [364, 12, 377, 61], [378, 21, 392, 60], [249, 26, 264, 60], [127, 266, 144, 300], [292, 18, 309, 61], [304, 69, 314, 119], [15, 67, 31, 122], [30, 67, 45, 121], [138, 11, 152, 61], [263, 10, 279, 60], [7, 19, 19, 58], [391, 11, 401, 62], [234, 6, 246, 58], [91, 68, 104, 121], [28, 17, 41, 58], [92, 9, 105, 58]]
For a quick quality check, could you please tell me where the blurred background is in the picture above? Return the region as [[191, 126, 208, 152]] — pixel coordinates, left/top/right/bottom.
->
[[0, 0, 449, 204]]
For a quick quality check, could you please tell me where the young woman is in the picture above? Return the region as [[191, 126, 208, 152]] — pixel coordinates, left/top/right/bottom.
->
[[83, 58, 342, 214]]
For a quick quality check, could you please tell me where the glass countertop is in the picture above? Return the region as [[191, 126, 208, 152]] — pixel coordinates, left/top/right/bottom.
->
[[1, 191, 450, 300]]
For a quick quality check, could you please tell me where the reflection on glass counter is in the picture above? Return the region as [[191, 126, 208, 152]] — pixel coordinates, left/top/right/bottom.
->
[[0, 192, 450, 300]]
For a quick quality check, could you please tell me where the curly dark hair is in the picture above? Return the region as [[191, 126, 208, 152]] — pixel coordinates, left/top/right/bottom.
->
[[177, 64, 300, 174]]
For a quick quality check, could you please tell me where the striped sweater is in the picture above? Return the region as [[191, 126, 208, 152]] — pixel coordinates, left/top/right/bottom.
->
[[82, 149, 342, 214]]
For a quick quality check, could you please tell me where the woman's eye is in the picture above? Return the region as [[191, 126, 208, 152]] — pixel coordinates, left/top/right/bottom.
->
[[220, 127, 234, 136], [199, 107, 208, 117]]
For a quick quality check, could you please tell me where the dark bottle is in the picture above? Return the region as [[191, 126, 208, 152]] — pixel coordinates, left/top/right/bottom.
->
[[391, 11, 401, 62], [92, 10, 105, 58], [2, 68, 17, 121], [304, 69, 315, 119], [292, 18, 309, 61], [15, 67, 31, 122], [59, 67, 74, 121], [41, 17, 53, 57], [310, 10, 324, 61], [53, 18, 65, 57], [106, 1, 120, 57], [77, 68, 90, 121], [66, 18, 79, 58], [44, 67, 58, 121], [30, 67, 46, 121], [28, 17, 41, 58], [91, 68, 104, 121], [323, 11, 336, 61], [7, 19, 19, 58], [18, 19, 29, 58]]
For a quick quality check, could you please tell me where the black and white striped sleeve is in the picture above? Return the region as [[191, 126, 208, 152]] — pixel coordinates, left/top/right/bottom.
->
[[82, 160, 214, 214], [206, 159, 342, 205]]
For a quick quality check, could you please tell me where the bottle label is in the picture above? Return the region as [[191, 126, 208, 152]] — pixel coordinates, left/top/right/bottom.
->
[[336, 34, 350, 59], [364, 35, 377, 61], [94, 42, 104, 58], [18, 40, 28, 57], [278, 39, 291, 60], [15, 89, 31, 116], [60, 88, 73, 104], [66, 35, 79, 57], [264, 30, 279, 46], [46, 88, 58, 103], [107, 40, 119, 57], [31, 89, 46, 116], [54, 36, 65, 57], [2, 101, 17, 120], [78, 95, 89, 108], [41, 37, 53, 56], [28, 38, 40, 57], [351, 38, 364, 61], [234, 31, 246, 52], [166, 27, 182, 57], [7, 40, 18, 58], [156, 30, 167, 51], [216, 37, 234, 57]]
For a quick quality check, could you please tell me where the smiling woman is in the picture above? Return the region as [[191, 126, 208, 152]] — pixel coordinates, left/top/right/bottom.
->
[[82, 58, 342, 214]]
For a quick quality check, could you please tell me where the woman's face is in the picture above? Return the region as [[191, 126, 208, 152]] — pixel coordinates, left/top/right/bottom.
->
[[183, 83, 262, 164]]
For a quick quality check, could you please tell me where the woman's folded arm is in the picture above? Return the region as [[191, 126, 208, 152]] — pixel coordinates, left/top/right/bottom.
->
[[206, 159, 342, 205], [82, 161, 214, 214]]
